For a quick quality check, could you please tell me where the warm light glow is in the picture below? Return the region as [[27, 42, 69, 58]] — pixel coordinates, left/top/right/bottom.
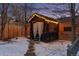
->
[[28, 13, 59, 24], [28, 14, 36, 22], [45, 20, 58, 24]]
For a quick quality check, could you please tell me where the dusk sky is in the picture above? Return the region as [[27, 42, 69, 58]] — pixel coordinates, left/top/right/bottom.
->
[[30, 3, 79, 18], [0, 3, 79, 19]]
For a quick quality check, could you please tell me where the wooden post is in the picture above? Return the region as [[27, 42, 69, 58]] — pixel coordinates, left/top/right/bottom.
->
[[30, 22, 33, 40]]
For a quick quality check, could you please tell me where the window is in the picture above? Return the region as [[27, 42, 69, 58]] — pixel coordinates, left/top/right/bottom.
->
[[64, 27, 72, 31]]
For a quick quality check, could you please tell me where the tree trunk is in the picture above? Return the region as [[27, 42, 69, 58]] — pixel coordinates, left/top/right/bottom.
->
[[67, 3, 77, 56], [70, 4, 76, 43], [0, 3, 8, 40], [24, 3, 27, 37]]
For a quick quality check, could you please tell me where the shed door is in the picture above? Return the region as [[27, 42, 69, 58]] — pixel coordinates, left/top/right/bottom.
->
[[33, 22, 44, 40]]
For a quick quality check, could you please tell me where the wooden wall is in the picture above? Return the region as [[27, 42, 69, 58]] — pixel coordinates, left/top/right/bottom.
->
[[59, 21, 79, 41]]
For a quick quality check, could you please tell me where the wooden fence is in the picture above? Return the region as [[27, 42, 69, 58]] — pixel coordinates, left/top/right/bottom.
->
[[0, 22, 28, 40]]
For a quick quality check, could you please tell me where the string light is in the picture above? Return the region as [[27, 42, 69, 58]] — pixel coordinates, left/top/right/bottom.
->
[[28, 13, 59, 24]]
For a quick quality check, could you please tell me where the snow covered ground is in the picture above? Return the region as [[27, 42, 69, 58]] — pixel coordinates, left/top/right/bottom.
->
[[0, 37, 29, 56], [35, 40, 71, 56], [1, 37, 79, 56]]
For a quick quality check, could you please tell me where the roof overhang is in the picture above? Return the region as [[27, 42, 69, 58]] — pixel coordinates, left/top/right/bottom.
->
[[28, 13, 59, 24]]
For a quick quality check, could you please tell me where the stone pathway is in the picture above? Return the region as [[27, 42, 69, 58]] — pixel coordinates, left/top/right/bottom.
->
[[24, 40, 36, 56]]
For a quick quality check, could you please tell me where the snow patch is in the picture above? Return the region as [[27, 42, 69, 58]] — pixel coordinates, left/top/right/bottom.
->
[[34, 40, 71, 56], [0, 37, 29, 56]]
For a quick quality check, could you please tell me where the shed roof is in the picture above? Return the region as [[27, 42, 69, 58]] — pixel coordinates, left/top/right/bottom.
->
[[28, 13, 59, 24], [58, 16, 79, 24]]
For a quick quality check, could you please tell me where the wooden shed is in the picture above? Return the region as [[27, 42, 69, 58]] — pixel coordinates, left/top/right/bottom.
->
[[58, 16, 79, 40], [28, 13, 59, 42]]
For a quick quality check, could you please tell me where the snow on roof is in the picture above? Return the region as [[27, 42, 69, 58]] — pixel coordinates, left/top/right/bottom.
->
[[28, 13, 59, 24]]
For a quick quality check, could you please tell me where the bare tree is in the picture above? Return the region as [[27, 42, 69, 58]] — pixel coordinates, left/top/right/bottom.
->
[[10, 4, 32, 37], [12, 4, 22, 22], [66, 3, 79, 56], [70, 4, 76, 43], [0, 3, 9, 40]]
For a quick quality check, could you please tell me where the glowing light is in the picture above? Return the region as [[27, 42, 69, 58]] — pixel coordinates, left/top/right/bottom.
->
[[28, 14, 36, 22], [45, 20, 58, 24], [28, 13, 59, 24]]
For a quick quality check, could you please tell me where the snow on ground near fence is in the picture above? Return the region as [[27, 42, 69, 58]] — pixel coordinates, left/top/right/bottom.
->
[[0, 37, 29, 56], [1, 37, 79, 56]]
